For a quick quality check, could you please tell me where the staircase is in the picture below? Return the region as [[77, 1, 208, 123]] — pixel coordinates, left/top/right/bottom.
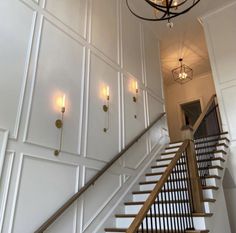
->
[[104, 132, 229, 233]]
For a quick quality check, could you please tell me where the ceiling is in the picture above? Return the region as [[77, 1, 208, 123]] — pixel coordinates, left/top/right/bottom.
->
[[132, 0, 234, 85]]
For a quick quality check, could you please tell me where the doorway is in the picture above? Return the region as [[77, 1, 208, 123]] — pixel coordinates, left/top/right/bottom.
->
[[181, 100, 202, 127]]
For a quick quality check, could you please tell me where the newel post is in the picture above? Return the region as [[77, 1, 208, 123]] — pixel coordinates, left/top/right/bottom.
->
[[182, 126, 204, 213]]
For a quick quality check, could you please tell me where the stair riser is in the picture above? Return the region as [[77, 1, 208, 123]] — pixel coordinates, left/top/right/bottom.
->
[[140, 178, 219, 191], [195, 134, 228, 143], [125, 202, 214, 214], [195, 138, 228, 147], [146, 175, 162, 182], [125, 203, 211, 214], [133, 189, 216, 202], [168, 142, 183, 147], [116, 216, 207, 229], [156, 158, 224, 167], [140, 183, 188, 191], [162, 151, 226, 160], [164, 148, 179, 153], [195, 145, 226, 151]]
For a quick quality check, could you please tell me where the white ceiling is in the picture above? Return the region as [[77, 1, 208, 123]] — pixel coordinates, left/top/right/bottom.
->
[[133, 0, 235, 85]]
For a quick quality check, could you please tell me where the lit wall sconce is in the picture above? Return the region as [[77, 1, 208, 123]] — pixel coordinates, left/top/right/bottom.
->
[[54, 94, 66, 156], [103, 86, 110, 132], [133, 81, 138, 103], [133, 81, 139, 119]]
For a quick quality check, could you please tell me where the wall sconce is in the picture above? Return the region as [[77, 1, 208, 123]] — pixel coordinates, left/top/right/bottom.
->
[[103, 86, 110, 132], [133, 81, 138, 103], [133, 81, 138, 119], [54, 94, 66, 156]]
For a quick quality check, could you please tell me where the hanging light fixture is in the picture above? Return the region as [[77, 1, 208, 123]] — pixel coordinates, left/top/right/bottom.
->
[[126, 0, 200, 26], [172, 58, 193, 84]]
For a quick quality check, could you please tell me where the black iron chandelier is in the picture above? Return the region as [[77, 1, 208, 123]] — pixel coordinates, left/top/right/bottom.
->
[[172, 58, 193, 84], [126, 0, 200, 22]]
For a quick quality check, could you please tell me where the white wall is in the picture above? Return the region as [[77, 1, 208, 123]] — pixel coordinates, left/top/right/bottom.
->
[[201, 2, 236, 232], [0, 0, 166, 233], [165, 73, 216, 142]]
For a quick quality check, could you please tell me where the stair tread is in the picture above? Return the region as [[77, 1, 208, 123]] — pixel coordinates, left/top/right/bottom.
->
[[133, 185, 218, 194], [196, 150, 227, 156], [105, 228, 209, 233], [149, 165, 224, 171], [195, 143, 229, 150], [115, 213, 213, 218], [124, 198, 216, 205], [156, 157, 225, 163], [140, 175, 221, 185], [161, 149, 226, 156], [195, 137, 229, 145], [194, 131, 229, 140]]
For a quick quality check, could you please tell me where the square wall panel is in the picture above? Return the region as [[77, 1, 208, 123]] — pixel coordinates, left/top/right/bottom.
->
[[11, 155, 78, 233], [82, 167, 121, 231], [121, 1, 142, 81], [143, 26, 162, 97], [44, 0, 87, 37], [221, 86, 236, 140], [205, 4, 236, 84], [0, 0, 35, 137], [123, 136, 148, 169], [123, 76, 145, 144], [147, 93, 164, 123], [86, 53, 120, 162], [27, 19, 85, 154], [91, 0, 118, 63]]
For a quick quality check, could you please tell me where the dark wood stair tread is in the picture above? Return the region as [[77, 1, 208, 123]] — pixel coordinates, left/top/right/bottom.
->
[[195, 137, 229, 145], [115, 213, 213, 218], [124, 198, 216, 206], [133, 185, 218, 194], [105, 228, 209, 232], [195, 143, 229, 150], [161, 149, 226, 156], [140, 175, 221, 185]]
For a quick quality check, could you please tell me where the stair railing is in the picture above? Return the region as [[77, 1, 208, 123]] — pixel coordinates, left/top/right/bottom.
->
[[183, 94, 224, 187], [127, 140, 200, 233], [34, 113, 166, 233]]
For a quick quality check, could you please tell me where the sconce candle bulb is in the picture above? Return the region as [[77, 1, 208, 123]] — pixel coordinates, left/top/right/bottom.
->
[[54, 94, 66, 156], [106, 86, 110, 100], [135, 81, 138, 94], [103, 85, 110, 132], [61, 94, 66, 112]]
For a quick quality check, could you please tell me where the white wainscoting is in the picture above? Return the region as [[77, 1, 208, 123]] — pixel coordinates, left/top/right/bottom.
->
[[0, 0, 166, 232], [201, 3, 236, 232]]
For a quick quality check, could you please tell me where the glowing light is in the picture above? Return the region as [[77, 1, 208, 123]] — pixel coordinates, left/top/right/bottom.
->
[[179, 72, 187, 80], [62, 94, 66, 108], [135, 81, 138, 93]]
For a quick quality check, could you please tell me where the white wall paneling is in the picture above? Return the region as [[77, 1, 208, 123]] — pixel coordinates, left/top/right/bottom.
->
[[43, 0, 87, 38], [123, 136, 149, 170], [0, 0, 36, 139], [26, 18, 85, 155], [82, 166, 122, 232], [0, 0, 166, 232], [6, 154, 79, 233], [121, 0, 143, 82], [0, 152, 14, 233], [0, 129, 9, 179], [86, 52, 120, 162], [123, 76, 146, 144], [221, 86, 236, 141], [90, 0, 119, 63], [143, 26, 163, 97], [147, 92, 164, 123], [201, 3, 236, 232]]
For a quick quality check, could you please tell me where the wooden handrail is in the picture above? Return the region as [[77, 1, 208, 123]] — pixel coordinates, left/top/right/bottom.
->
[[34, 112, 166, 233], [126, 139, 190, 233], [192, 94, 216, 134]]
